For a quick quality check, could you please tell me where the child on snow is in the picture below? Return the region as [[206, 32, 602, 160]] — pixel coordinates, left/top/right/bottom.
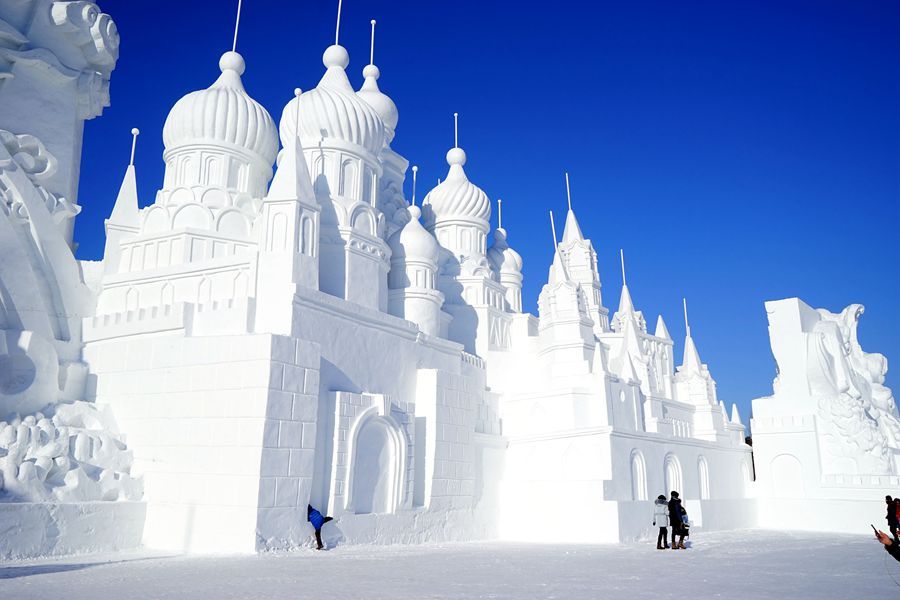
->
[[652, 495, 669, 549]]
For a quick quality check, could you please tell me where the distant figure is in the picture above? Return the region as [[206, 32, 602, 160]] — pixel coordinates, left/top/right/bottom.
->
[[668, 491, 686, 549], [652, 494, 669, 549], [887, 496, 898, 543], [308, 504, 334, 550], [875, 528, 900, 562]]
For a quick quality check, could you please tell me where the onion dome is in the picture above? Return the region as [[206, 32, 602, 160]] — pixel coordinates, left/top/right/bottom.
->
[[422, 147, 491, 225], [487, 228, 523, 274], [388, 205, 439, 263], [279, 45, 385, 156], [163, 52, 278, 166], [357, 64, 399, 143]]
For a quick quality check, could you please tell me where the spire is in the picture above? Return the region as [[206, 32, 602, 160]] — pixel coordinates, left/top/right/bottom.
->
[[268, 88, 315, 201], [108, 128, 140, 227], [497, 198, 503, 230], [549, 210, 570, 282], [411, 165, 418, 205], [560, 172, 584, 244], [654, 315, 671, 340], [617, 249, 635, 315], [730, 403, 743, 425], [681, 299, 703, 375], [619, 351, 641, 384]]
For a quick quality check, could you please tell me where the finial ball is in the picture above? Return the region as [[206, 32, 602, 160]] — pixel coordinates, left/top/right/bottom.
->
[[408, 205, 422, 220], [131, 127, 140, 136], [363, 64, 380, 80], [412, 165, 418, 173], [219, 51, 246, 75], [371, 19, 376, 25], [323, 44, 350, 69], [446, 147, 467, 167], [294, 88, 302, 98]]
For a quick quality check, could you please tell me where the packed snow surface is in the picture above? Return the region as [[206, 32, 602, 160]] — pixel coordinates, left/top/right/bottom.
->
[[0, 530, 895, 599]]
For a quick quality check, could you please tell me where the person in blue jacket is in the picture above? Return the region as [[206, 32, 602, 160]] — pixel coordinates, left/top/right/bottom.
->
[[308, 504, 334, 550]]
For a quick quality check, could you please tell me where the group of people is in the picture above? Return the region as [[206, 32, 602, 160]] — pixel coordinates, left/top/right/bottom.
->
[[875, 494, 900, 562], [652, 491, 690, 550]]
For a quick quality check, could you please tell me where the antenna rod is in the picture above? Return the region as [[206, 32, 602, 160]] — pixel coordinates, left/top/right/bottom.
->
[[620, 248, 626, 286], [565, 171, 572, 212], [129, 128, 139, 166], [232, 0, 242, 52], [335, 0, 343, 45], [369, 19, 376, 65], [683, 297, 691, 337], [498, 198, 503, 230], [453, 112, 459, 148], [411, 165, 418, 205], [294, 88, 302, 138], [549, 210, 571, 281]]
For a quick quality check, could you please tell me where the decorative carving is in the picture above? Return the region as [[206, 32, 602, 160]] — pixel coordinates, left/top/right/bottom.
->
[[0, 130, 79, 224], [0, 401, 141, 502], [50, 1, 119, 76]]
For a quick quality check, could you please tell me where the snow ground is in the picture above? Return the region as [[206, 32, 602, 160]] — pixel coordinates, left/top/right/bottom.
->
[[0, 530, 896, 599]]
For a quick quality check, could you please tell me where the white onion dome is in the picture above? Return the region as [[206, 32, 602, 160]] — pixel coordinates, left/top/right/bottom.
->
[[487, 228, 523, 274], [388, 205, 439, 263], [279, 45, 385, 156], [422, 147, 491, 225], [357, 64, 399, 143], [163, 52, 278, 166]]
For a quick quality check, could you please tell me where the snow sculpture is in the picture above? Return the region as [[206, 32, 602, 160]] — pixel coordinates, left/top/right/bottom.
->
[[752, 298, 898, 533], [0, 1, 117, 416], [0, 0, 799, 556], [0, 402, 141, 502]]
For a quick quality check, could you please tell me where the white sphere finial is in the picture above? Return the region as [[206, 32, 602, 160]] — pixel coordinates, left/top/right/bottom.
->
[[408, 204, 422, 220], [323, 44, 350, 69], [294, 88, 302, 98], [219, 51, 246, 75], [129, 127, 140, 166], [446, 147, 466, 166]]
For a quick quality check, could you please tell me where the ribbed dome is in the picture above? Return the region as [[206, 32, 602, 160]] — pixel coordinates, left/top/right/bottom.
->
[[422, 147, 491, 224], [279, 45, 385, 156], [357, 64, 399, 143], [487, 228, 523, 274], [389, 205, 439, 262], [163, 52, 278, 166]]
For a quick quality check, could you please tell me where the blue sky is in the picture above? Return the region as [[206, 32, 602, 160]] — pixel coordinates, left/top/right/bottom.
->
[[76, 0, 899, 425]]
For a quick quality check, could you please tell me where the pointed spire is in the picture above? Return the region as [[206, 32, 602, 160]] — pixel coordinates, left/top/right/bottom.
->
[[619, 351, 641, 384], [335, 0, 343, 45], [549, 210, 570, 282], [618, 282, 635, 315], [411, 165, 418, 205], [560, 173, 584, 244], [621, 315, 644, 357], [654, 315, 671, 340], [268, 89, 315, 202], [730, 403, 743, 425], [681, 297, 703, 374], [108, 128, 140, 227], [497, 198, 503, 230], [683, 297, 691, 338], [617, 249, 635, 315]]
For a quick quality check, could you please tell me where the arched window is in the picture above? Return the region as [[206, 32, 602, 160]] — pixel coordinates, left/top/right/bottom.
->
[[698, 456, 710, 500], [664, 453, 683, 496], [340, 159, 357, 197], [631, 451, 647, 501], [125, 287, 139, 312]]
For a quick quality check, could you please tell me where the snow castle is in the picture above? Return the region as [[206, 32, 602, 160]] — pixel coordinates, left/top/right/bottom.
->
[[0, 1, 893, 557]]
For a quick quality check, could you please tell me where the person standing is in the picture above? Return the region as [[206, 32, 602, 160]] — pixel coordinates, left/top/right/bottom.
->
[[886, 495, 899, 544], [652, 495, 670, 549], [668, 491, 686, 549]]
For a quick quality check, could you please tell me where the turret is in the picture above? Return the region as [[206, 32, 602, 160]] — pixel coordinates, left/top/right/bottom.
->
[[487, 200, 523, 312], [387, 205, 444, 336]]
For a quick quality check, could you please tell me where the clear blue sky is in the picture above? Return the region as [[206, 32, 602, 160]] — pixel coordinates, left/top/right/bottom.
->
[[76, 0, 899, 426]]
